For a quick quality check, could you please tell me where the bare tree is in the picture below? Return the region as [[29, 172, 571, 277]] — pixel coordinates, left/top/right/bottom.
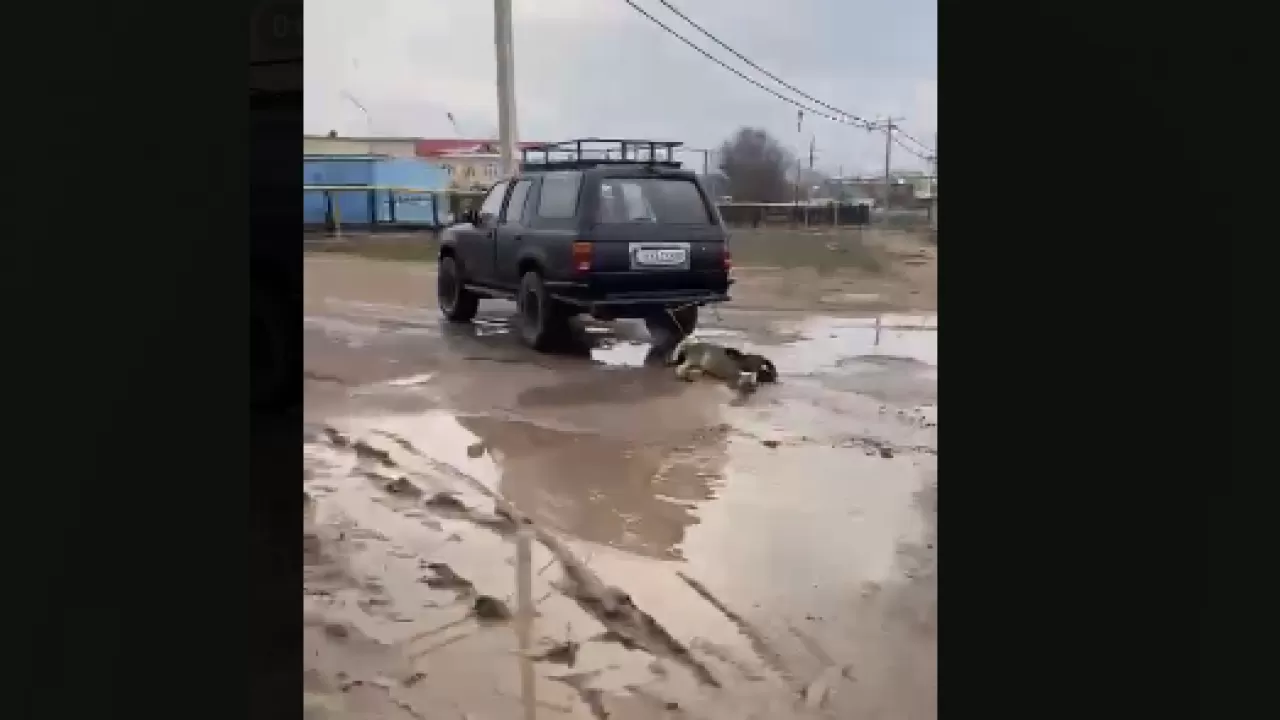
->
[[716, 127, 793, 203]]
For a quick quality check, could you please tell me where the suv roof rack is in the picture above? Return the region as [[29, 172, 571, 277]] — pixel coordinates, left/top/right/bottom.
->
[[520, 138, 684, 172]]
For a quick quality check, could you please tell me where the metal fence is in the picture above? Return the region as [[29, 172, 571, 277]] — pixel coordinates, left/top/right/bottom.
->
[[303, 187, 884, 232], [717, 202, 870, 228], [303, 186, 484, 232]]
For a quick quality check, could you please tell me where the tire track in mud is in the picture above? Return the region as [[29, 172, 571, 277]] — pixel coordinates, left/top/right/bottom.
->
[[677, 572, 795, 684], [315, 425, 739, 691], [306, 423, 887, 718], [307, 412, 935, 717]]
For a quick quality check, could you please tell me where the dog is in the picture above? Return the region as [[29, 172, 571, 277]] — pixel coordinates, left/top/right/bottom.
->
[[723, 347, 779, 384], [667, 335, 778, 395]]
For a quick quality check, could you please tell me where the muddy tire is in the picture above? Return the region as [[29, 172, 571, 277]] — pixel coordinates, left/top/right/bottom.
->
[[517, 270, 571, 351], [645, 305, 698, 346], [438, 254, 479, 322]]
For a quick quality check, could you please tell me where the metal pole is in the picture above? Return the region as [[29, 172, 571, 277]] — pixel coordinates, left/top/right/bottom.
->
[[793, 156, 800, 226], [793, 110, 802, 225], [805, 135, 815, 228], [882, 118, 894, 212], [515, 526, 537, 720], [834, 164, 842, 226], [494, 0, 519, 178]]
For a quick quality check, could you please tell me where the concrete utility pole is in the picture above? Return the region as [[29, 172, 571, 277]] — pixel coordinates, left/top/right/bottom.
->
[[805, 135, 816, 227], [879, 116, 905, 211], [493, 0, 519, 177]]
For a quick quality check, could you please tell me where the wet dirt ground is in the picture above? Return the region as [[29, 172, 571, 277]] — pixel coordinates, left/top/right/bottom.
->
[[304, 256, 937, 719]]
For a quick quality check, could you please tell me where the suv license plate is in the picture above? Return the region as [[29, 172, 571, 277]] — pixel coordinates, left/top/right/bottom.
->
[[631, 244, 689, 268]]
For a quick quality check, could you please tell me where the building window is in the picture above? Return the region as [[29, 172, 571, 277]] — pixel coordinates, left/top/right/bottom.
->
[[485, 164, 496, 178]]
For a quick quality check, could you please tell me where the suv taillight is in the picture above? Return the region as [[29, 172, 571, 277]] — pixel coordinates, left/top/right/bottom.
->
[[572, 242, 592, 273]]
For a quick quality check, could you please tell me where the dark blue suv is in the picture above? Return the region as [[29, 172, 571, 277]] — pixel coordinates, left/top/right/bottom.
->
[[437, 139, 733, 351]]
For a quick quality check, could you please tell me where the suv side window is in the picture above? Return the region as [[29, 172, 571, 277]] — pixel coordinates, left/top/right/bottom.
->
[[477, 180, 510, 224], [536, 171, 582, 219], [502, 179, 533, 225]]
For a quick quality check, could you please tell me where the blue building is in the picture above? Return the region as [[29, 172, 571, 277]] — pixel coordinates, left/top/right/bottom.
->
[[304, 154, 452, 228]]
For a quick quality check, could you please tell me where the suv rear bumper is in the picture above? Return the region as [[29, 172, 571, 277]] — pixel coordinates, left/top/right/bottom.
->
[[546, 280, 732, 316]]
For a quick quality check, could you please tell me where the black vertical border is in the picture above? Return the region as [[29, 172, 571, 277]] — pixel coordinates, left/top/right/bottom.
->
[[252, 1, 304, 719], [13, 2, 299, 719], [944, 0, 1233, 718]]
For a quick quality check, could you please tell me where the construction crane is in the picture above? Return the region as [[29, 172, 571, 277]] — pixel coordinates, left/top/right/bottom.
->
[[446, 111, 465, 138]]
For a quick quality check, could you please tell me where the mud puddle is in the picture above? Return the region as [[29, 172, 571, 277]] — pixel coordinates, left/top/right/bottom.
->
[[304, 309, 937, 718], [305, 421, 822, 719]]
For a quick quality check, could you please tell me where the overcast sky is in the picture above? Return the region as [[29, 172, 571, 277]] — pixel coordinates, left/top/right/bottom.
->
[[304, 0, 936, 176]]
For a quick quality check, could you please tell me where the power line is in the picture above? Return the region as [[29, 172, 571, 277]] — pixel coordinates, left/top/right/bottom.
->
[[895, 127, 935, 156], [620, 0, 871, 130], [649, 0, 874, 130], [892, 133, 931, 162]]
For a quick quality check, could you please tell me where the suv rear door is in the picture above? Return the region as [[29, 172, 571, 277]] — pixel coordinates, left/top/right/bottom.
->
[[585, 171, 728, 293]]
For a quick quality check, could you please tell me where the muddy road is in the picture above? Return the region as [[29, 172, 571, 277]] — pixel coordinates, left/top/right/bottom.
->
[[304, 256, 937, 719]]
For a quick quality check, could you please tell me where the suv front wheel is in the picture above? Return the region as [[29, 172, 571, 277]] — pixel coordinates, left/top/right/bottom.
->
[[517, 270, 571, 351], [438, 255, 479, 322]]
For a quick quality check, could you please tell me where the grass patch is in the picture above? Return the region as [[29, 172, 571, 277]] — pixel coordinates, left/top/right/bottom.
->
[[306, 234, 439, 263], [730, 228, 886, 273], [304, 228, 896, 273]]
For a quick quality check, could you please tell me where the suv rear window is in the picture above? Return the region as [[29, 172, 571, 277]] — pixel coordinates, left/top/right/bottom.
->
[[596, 177, 711, 224], [536, 171, 582, 219]]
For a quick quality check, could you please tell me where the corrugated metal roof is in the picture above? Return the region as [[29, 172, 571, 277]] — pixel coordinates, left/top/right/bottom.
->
[[304, 135, 420, 143], [415, 138, 546, 156]]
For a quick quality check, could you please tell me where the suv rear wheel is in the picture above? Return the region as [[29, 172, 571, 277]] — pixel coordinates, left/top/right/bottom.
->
[[517, 270, 571, 351], [438, 255, 479, 322]]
